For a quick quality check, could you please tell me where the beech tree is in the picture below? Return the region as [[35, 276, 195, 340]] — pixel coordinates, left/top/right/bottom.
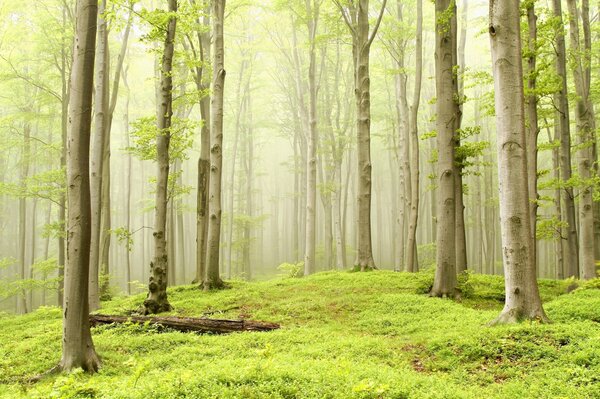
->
[[334, 0, 386, 271], [89, 0, 109, 311], [552, 0, 579, 279], [204, 0, 226, 290], [431, 0, 458, 297], [566, 0, 596, 280], [143, 0, 178, 314], [60, 0, 100, 372], [303, 0, 321, 276], [489, 0, 547, 324]]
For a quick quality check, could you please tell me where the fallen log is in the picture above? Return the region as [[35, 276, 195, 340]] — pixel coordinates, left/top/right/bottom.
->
[[90, 314, 280, 334]]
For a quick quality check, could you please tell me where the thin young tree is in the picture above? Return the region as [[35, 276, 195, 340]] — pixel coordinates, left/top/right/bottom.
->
[[89, 0, 108, 311], [60, 0, 100, 371], [489, 0, 548, 324], [432, 0, 458, 296], [566, 0, 596, 279], [204, 0, 226, 290], [552, 0, 579, 279], [405, 0, 423, 273], [143, 0, 177, 314], [304, 0, 321, 276], [334, 0, 387, 271], [525, 0, 539, 269]]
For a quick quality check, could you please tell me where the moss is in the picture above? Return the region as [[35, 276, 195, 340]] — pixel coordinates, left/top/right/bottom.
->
[[1, 271, 599, 398]]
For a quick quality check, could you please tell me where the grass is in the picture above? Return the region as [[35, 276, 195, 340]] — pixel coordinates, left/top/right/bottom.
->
[[1, 270, 599, 398]]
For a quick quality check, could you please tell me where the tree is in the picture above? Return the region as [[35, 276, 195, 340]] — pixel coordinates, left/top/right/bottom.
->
[[303, 0, 321, 276], [566, 0, 596, 280], [525, 0, 539, 270], [143, 0, 177, 314], [89, 0, 109, 311], [488, 0, 548, 324], [405, 0, 423, 273], [60, 0, 100, 372], [431, 0, 458, 296], [204, 0, 226, 290], [552, 0, 579, 279], [334, 0, 387, 271]]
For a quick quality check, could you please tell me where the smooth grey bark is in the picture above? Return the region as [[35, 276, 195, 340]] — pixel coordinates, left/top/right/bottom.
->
[[188, 0, 211, 285], [60, 0, 100, 372], [552, 0, 579, 279], [204, 0, 226, 290], [546, 123, 565, 278], [304, 0, 320, 276], [335, 0, 386, 271], [405, 0, 423, 273], [89, 0, 108, 311], [58, 5, 70, 308], [432, 0, 458, 296], [525, 2, 539, 271], [454, 0, 467, 274], [18, 121, 31, 314], [489, 0, 548, 324], [143, 0, 177, 314], [122, 64, 132, 294], [394, 73, 407, 272], [566, 0, 596, 279]]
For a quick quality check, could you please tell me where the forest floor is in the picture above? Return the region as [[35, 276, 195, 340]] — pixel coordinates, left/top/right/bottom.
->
[[1, 270, 600, 398]]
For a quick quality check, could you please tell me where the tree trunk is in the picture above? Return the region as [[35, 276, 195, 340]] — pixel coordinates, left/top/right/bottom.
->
[[552, 0, 579, 279], [90, 314, 279, 333], [243, 93, 254, 280], [547, 124, 565, 278], [566, 0, 596, 279], [89, 0, 109, 311], [194, 0, 211, 285], [454, 0, 467, 274], [204, 0, 226, 290], [405, 0, 423, 273], [143, 0, 177, 314], [353, 0, 386, 270], [304, 1, 319, 276], [432, 0, 457, 296], [18, 122, 31, 314], [489, 0, 548, 324], [526, 2, 539, 271], [60, 0, 100, 371], [123, 65, 132, 294]]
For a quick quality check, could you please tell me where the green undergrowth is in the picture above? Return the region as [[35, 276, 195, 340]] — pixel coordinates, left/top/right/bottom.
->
[[1, 271, 599, 398]]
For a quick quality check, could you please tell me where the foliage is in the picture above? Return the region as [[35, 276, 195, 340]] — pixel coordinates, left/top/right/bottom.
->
[[1, 271, 598, 398], [276, 262, 304, 278]]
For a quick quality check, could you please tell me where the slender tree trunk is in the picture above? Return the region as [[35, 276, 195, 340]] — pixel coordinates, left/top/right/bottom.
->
[[546, 124, 565, 277], [552, 0, 579, 278], [489, 0, 548, 324], [227, 58, 246, 278], [60, 0, 100, 371], [432, 0, 458, 296], [143, 0, 177, 314], [243, 93, 254, 280], [526, 2, 539, 271], [304, 1, 319, 275], [123, 65, 132, 294], [395, 74, 406, 272], [18, 122, 31, 314], [89, 0, 109, 311], [204, 0, 226, 290], [454, 0, 467, 273], [405, 0, 423, 273], [58, 4, 69, 309], [194, 0, 211, 284], [566, 0, 596, 279], [353, 0, 386, 270]]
